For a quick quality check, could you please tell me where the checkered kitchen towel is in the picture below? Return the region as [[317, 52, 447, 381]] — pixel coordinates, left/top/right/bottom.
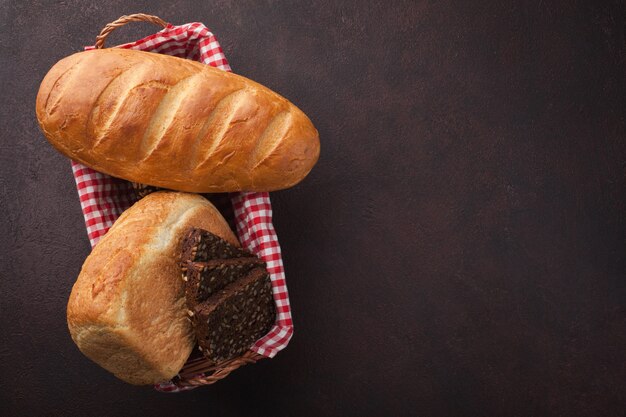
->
[[71, 22, 294, 392]]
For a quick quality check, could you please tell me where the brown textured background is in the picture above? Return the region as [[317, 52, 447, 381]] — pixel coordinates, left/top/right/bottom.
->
[[1, 1, 625, 416]]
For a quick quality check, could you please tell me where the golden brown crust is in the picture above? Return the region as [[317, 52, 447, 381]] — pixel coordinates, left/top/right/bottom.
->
[[36, 49, 320, 192], [66, 191, 238, 385]]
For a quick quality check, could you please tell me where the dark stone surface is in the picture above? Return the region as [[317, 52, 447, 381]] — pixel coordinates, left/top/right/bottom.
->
[[1, 1, 624, 416]]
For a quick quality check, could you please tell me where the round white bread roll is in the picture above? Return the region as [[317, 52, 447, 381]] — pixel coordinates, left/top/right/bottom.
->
[[66, 191, 238, 384]]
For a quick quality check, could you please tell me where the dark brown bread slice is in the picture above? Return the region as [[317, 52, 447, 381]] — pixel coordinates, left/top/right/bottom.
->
[[191, 268, 275, 364], [180, 227, 276, 364], [180, 228, 252, 264], [184, 258, 264, 304], [181, 227, 265, 305]]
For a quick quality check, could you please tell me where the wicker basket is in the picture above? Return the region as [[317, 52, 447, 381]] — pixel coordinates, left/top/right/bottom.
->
[[91, 14, 272, 389]]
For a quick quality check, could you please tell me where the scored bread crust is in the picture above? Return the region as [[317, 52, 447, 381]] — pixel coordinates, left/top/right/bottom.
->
[[35, 48, 320, 192], [66, 192, 239, 385]]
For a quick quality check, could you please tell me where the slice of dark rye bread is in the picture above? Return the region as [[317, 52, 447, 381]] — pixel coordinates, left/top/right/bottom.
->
[[181, 228, 252, 264], [191, 269, 274, 363], [180, 227, 276, 365], [184, 258, 265, 304]]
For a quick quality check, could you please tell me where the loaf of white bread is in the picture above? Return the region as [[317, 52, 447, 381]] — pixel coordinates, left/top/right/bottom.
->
[[36, 48, 320, 192], [66, 192, 239, 384]]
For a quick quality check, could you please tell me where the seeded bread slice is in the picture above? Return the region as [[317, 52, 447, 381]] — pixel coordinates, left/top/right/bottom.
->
[[180, 227, 276, 364], [184, 258, 264, 303], [181, 228, 251, 263], [192, 268, 275, 364]]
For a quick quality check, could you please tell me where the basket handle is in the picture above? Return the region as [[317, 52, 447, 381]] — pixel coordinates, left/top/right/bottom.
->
[[95, 13, 169, 49]]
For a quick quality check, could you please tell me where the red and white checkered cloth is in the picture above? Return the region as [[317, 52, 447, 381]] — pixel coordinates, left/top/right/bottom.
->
[[71, 22, 293, 392]]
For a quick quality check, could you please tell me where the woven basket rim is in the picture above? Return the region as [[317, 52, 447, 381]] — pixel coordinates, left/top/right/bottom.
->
[[174, 350, 265, 387]]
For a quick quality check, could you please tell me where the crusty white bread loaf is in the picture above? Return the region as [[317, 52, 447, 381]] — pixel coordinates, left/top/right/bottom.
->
[[66, 191, 239, 385], [36, 48, 320, 192]]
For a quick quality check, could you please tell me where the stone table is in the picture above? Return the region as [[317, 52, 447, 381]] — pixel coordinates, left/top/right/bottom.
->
[[1, 1, 624, 416]]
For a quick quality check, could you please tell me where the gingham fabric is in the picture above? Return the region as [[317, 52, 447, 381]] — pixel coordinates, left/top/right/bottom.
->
[[72, 22, 293, 392]]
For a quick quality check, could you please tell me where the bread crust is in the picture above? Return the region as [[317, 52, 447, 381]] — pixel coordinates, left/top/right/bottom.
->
[[36, 49, 320, 192], [66, 192, 238, 384]]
